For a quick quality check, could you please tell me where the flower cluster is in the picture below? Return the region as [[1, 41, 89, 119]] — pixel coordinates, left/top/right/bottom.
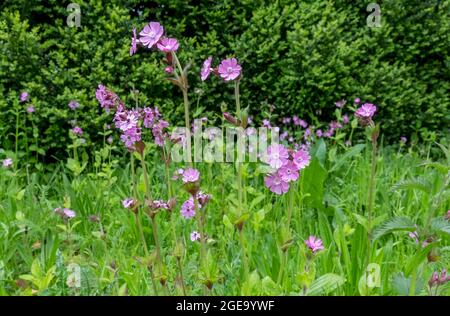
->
[[96, 85, 169, 151], [130, 22, 179, 57], [429, 269, 450, 288], [263, 144, 311, 195], [201, 57, 242, 82], [147, 198, 176, 212], [95, 84, 122, 113], [174, 168, 211, 221]]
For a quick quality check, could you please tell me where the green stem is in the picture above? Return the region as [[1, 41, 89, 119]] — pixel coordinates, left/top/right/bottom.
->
[[239, 228, 249, 280], [234, 80, 244, 212], [173, 52, 192, 167], [194, 198, 207, 294], [365, 135, 378, 293], [424, 171, 450, 235], [140, 151, 164, 274], [15, 107, 19, 158], [135, 212, 149, 257], [287, 186, 294, 229], [176, 257, 187, 296], [148, 267, 159, 296]]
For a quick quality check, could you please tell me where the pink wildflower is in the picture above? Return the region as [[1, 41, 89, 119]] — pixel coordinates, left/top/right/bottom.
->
[[305, 236, 324, 253], [157, 37, 179, 52], [278, 161, 299, 182], [264, 172, 290, 195], [139, 22, 164, 49], [182, 168, 200, 183], [292, 149, 311, 170], [201, 57, 213, 81], [218, 58, 241, 81], [190, 231, 201, 242]]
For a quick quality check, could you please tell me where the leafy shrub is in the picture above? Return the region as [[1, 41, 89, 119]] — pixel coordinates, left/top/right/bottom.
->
[[0, 0, 448, 161]]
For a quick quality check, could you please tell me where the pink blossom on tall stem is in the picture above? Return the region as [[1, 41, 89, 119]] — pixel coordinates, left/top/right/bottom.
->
[[190, 231, 201, 242], [182, 168, 200, 183], [354, 97, 361, 104], [115, 110, 139, 132], [218, 58, 241, 81], [157, 37, 179, 52], [120, 127, 142, 150], [122, 198, 137, 209], [139, 22, 164, 49], [96, 84, 119, 113], [152, 119, 169, 146], [2, 158, 13, 168], [292, 148, 311, 170], [264, 171, 290, 195], [305, 236, 324, 253], [181, 198, 196, 219], [20, 92, 29, 102], [278, 161, 299, 182], [130, 27, 138, 56], [200, 57, 213, 81], [355, 103, 377, 120], [197, 191, 212, 208], [54, 207, 76, 219], [266, 144, 289, 169], [142, 107, 161, 128], [72, 126, 83, 136], [27, 106, 35, 113]]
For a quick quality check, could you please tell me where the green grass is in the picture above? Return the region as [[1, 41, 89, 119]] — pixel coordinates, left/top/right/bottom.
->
[[0, 140, 449, 296]]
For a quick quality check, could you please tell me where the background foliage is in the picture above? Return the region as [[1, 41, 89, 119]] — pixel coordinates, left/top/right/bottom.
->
[[1, 0, 449, 161]]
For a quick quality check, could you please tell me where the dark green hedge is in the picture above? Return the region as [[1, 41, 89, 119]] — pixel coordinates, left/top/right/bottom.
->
[[1, 0, 449, 161]]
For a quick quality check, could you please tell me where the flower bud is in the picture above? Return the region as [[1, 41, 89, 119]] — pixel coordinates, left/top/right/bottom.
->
[[223, 112, 239, 126]]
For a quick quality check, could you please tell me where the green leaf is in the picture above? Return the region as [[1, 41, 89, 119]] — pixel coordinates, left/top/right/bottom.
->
[[329, 144, 365, 173], [405, 244, 433, 276], [249, 195, 265, 211], [302, 158, 327, 211], [311, 138, 327, 166], [261, 276, 281, 295], [391, 178, 432, 194], [431, 217, 450, 236], [373, 216, 416, 240], [308, 273, 345, 296], [223, 215, 233, 230], [15, 189, 25, 201]]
